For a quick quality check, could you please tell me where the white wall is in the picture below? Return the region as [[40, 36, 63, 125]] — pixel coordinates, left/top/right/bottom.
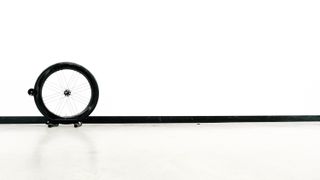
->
[[0, 0, 319, 116]]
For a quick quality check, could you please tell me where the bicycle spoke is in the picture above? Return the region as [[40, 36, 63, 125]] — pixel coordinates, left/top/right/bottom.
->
[[45, 82, 62, 93], [62, 71, 69, 89], [70, 97, 78, 114], [67, 71, 75, 88], [44, 95, 63, 104], [58, 98, 67, 116], [67, 98, 76, 115], [70, 73, 80, 90], [72, 92, 89, 102], [73, 83, 90, 91], [43, 93, 62, 101], [54, 97, 65, 115], [71, 96, 88, 105], [73, 87, 90, 93], [56, 72, 66, 89]]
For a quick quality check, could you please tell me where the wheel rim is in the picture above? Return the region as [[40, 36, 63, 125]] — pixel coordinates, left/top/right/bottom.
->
[[41, 69, 92, 118]]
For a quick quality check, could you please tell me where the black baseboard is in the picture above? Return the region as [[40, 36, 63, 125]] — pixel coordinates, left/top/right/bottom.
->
[[0, 116, 320, 124]]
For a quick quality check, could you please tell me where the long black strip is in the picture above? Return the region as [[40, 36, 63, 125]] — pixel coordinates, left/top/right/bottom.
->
[[0, 116, 320, 124]]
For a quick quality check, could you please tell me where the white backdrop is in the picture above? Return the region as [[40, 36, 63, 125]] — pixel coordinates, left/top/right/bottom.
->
[[0, 0, 319, 116]]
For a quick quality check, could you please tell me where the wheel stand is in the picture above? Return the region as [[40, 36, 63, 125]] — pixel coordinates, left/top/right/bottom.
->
[[46, 120, 83, 128]]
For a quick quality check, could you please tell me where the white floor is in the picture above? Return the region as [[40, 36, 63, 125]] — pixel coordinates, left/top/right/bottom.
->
[[1, 122, 320, 180]]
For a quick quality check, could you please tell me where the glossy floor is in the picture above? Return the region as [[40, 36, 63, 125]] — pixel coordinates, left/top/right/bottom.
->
[[0, 122, 320, 180]]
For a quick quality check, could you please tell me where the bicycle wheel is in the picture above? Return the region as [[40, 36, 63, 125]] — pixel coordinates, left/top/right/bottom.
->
[[28, 62, 99, 122]]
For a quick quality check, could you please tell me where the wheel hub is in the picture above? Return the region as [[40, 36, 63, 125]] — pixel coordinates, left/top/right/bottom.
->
[[64, 89, 71, 97]]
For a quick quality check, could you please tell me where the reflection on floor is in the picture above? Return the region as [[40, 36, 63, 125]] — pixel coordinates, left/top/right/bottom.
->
[[0, 122, 320, 180]]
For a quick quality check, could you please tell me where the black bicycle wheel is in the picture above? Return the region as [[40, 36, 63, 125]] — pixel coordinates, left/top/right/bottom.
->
[[31, 62, 99, 121]]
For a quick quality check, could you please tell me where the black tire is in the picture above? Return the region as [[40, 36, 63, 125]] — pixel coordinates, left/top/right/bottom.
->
[[32, 62, 99, 122]]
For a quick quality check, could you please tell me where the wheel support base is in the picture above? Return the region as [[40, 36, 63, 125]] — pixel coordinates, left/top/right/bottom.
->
[[46, 121, 83, 128]]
